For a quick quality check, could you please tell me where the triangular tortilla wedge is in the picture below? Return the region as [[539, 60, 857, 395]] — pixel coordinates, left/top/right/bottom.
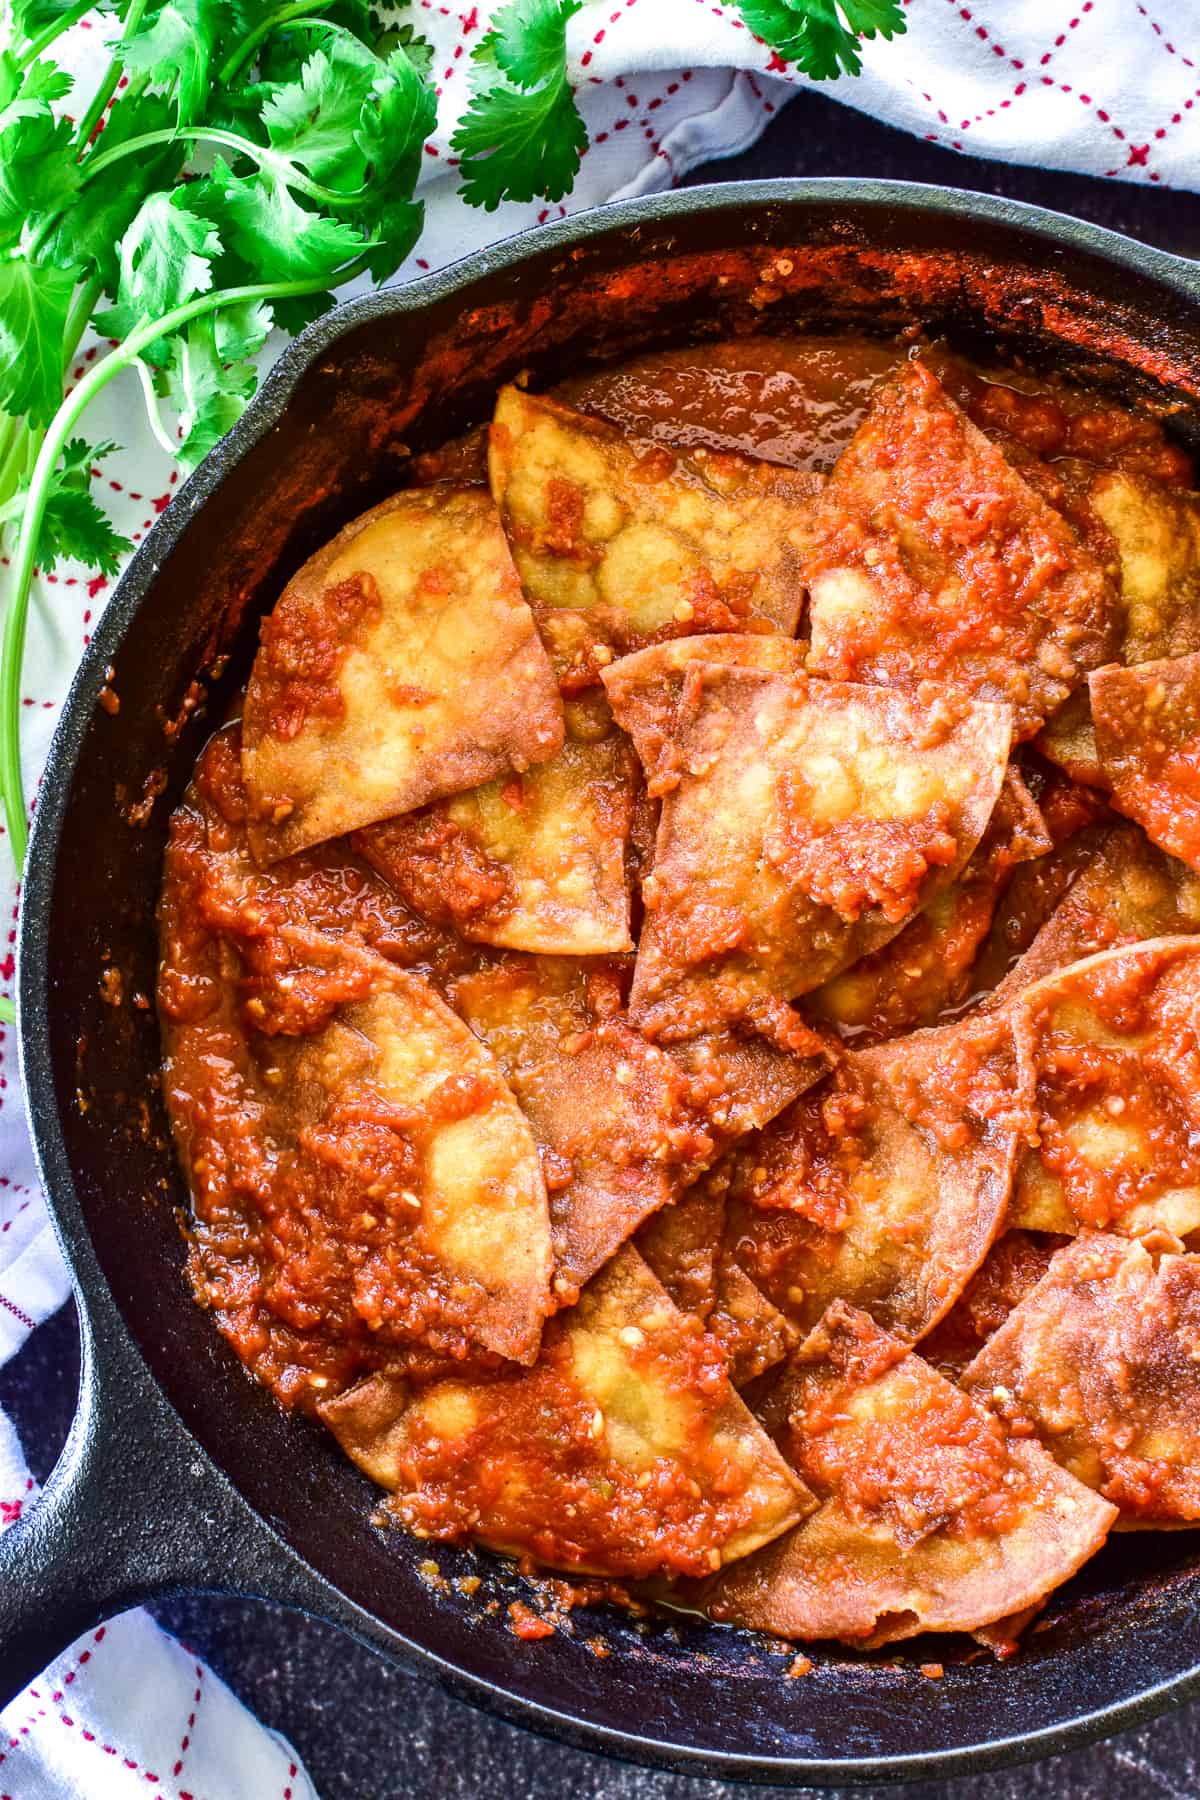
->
[[1091, 652, 1200, 872], [601, 633, 807, 787], [810, 764, 1050, 1042], [981, 822, 1200, 1009], [489, 385, 817, 688], [699, 1302, 1116, 1645], [353, 724, 637, 955], [321, 1245, 812, 1577], [727, 1007, 1030, 1344], [709, 1258, 798, 1390], [254, 934, 553, 1364], [1008, 937, 1200, 1238], [453, 956, 824, 1299], [637, 1176, 797, 1388], [636, 1177, 726, 1321], [921, 1230, 1068, 1380], [963, 1233, 1200, 1523], [801, 360, 1116, 742], [629, 667, 1011, 1039], [1038, 472, 1200, 784], [242, 486, 563, 862]]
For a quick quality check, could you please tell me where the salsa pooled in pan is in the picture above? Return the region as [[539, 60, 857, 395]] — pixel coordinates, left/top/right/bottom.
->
[[158, 332, 1200, 1655]]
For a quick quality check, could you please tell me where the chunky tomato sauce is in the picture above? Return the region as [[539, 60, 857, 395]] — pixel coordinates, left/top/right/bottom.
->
[[158, 328, 1200, 1636]]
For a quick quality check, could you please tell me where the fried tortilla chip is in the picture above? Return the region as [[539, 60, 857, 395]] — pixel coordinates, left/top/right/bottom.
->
[[489, 385, 817, 688], [922, 1230, 1068, 1379], [454, 957, 823, 1299], [636, 1179, 726, 1321], [709, 1258, 797, 1389], [353, 726, 637, 955], [701, 1303, 1115, 1645], [728, 1008, 1029, 1344], [629, 667, 1011, 1039], [983, 822, 1200, 1007], [1037, 473, 1200, 785], [323, 1245, 811, 1576], [636, 1178, 795, 1386], [242, 487, 563, 862], [802, 361, 1116, 741], [963, 1233, 1200, 1522], [251, 937, 553, 1364], [1091, 652, 1200, 872], [810, 765, 1051, 1042], [601, 633, 806, 786], [1009, 937, 1200, 1238]]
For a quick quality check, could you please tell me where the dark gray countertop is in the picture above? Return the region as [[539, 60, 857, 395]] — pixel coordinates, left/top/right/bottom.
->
[[6, 87, 1200, 1800]]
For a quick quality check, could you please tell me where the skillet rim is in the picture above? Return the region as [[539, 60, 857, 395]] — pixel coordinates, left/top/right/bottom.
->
[[17, 176, 1200, 1786]]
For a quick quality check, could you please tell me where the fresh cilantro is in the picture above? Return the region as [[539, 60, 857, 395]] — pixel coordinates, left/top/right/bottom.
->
[[732, 0, 906, 79], [0, 256, 77, 425], [0, 97, 78, 245], [262, 43, 378, 187], [197, 158, 371, 284], [36, 483, 132, 574], [100, 191, 221, 336], [162, 303, 270, 470], [453, 0, 586, 211], [122, 0, 225, 123]]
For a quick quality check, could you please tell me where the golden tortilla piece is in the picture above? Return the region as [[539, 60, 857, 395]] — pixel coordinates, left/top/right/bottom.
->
[[353, 727, 637, 955], [629, 667, 1011, 1039], [252, 936, 553, 1364], [1009, 937, 1200, 1238], [982, 822, 1200, 1008], [709, 1258, 797, 1390], [323, 1245, 811, 1577], [727, 1007, 1029, 1344], [601, 633, 806, 786], [453, 957, 823, 1299], [1037, 473, 1200, 785], [802, 361, 1116, 742], [242, 487, 563, 862], [701, 1303, 1116, 1645], [489, 385, 817, 689], [1091, 652, 1200, 873], [636, 1178, 726, 1321], [810, 765, 1051, 1042], [922, 1230, 1069, 1380], [963, 1233, 1200, 1523], [636, 1177, 796, 1387]]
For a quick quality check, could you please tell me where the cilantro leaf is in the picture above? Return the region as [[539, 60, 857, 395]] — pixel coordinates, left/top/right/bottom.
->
[[100, 190, 221, 336], [123, 0, 226, 122], [732, 0, 906, 79], [19, 59, 73, 103], [484, 0, 582, 87], [0, 256, 77, 425], [0, 99, 79, 247], [162, 307, 266, 471], [198, 158, 370, 283], [452, 0, 587, 211], [36, 484, 132, 575], [357, 43, 438, 200], [262, 43, 376, 187], [46, 92, 185, 295]]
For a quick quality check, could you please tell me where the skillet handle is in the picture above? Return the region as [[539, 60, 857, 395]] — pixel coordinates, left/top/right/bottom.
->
[[0, 1299, 322, 1705]]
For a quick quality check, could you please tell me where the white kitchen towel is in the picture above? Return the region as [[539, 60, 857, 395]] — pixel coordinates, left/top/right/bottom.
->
[[2, 1, 1198, 1794]]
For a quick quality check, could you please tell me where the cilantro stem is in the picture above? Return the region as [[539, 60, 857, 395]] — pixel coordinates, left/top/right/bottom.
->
[[133, 358, 178, 458], [0, 263, 370, 868], [0, 997, 14, 1027], [80, 125, 359, 211], [72, 2, 151, 152], [16, 0, 93, 68], [217, 1, 339, 86]]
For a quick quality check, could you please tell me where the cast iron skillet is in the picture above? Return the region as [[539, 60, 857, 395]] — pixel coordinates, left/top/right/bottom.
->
[[3, 180, 1200, 1787]]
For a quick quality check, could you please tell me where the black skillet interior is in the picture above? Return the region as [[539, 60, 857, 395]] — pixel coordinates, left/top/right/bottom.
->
[[20, 183, 1200, 1783]]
